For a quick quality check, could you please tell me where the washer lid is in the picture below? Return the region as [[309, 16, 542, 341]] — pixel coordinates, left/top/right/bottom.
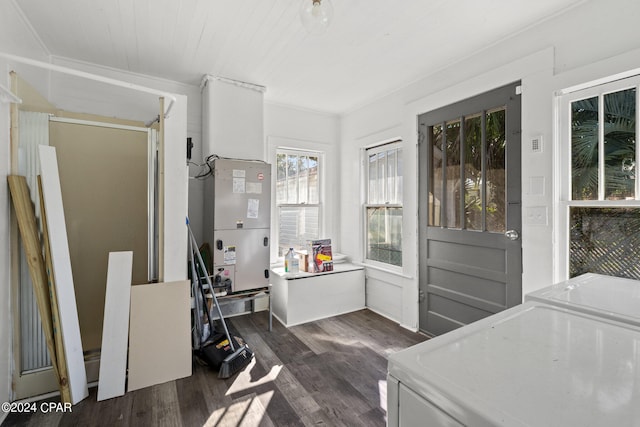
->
[[388, 302, 640, 427], [526, 273, 640, 325]]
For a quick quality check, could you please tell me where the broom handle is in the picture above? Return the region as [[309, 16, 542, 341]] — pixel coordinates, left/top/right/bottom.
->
[[188, 234, 204, 347], [189, 230, 216, 347], [186, 218, 236, 352]]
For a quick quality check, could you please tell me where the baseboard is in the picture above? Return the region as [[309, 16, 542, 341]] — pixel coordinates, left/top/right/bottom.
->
[[365, 306, 401, 325], [278, 306, 367, 328]]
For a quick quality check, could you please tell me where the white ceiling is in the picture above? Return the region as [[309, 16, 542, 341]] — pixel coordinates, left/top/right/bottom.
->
[[14, 0, 585, 114]]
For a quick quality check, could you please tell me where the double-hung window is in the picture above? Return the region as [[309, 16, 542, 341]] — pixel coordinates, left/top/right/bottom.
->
[[559, 75, 640, 279], [365, 141, 403, 267], [275, 149, 321, 257]]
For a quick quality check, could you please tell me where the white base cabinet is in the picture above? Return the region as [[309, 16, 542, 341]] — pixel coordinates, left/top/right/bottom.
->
[[271, 263, 365, 327]]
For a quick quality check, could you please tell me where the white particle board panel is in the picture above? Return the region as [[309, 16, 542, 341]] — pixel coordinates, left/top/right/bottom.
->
[[38, 145, 88, 405], [271, 263, 365, 327], [97, 251, 133, 401], [127, 280, 191, 392]]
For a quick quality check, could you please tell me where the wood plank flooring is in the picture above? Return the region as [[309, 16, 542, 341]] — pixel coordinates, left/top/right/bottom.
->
[[2, 309, 427, 427]]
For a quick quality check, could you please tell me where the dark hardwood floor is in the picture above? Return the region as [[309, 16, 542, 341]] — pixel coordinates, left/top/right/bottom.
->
[[2, 309, 427, 427]]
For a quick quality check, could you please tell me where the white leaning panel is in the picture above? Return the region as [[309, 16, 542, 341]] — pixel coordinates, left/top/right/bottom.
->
[[127, 280, 191, 392], [38, 145, 88, 404], [97, 251, 133, 401]]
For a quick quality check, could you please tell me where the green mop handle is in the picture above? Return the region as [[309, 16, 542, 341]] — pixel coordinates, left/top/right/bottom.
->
[[186, 217, 236, 352]]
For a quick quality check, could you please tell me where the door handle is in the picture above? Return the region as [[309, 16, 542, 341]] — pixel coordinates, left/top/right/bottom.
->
[[505, 229, 520, 241]]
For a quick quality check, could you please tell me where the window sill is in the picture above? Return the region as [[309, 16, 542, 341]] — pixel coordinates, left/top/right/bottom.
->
[[354, 261, 413, 280]]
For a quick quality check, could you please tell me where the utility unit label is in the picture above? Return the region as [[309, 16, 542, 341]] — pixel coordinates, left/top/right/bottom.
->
[[232, 169, 246, 177], [224, 246, 236, 264], [247, 198, 259, 219], [232, 177, 245, 193]]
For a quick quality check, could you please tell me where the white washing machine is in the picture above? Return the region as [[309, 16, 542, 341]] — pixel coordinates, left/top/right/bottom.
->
[[387, 301, 640, 426], [525, 273, 640, 326]]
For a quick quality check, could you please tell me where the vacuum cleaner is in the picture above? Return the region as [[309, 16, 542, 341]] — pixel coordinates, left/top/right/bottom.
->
[[187, 217, 253, 379]]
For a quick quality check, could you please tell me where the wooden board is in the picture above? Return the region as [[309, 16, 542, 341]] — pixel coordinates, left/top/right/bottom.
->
[[7, 176, 64, 399], [37, 176, 72, 404], [127, 280, 191, 392], [38, 145, 88, 405], [97, 251, 133, 401]]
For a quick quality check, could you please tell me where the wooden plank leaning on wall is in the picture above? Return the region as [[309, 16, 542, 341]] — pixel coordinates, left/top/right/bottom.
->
[[7, 176, 71, 403]]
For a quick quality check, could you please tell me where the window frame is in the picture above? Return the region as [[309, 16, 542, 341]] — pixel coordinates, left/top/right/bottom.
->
[[274, 147, 323, 259], [363, 140, 403, 269], [557, 75, 640, 279]]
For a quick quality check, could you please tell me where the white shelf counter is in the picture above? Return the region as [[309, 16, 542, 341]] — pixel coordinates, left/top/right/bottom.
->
[[271, 263, 365, 327]]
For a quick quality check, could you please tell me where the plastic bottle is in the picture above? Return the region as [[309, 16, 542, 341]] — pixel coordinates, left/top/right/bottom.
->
[[285, 248, 299, 273]]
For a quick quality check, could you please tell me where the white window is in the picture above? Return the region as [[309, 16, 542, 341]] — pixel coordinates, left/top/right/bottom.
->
[[559, 75, 640, 280], [275, 149, 321, 257], [365, 141, 403, 267]]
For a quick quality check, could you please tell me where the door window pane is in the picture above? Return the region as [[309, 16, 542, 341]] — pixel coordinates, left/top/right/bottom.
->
[[464, 114, 483, 231], [429, 124, 444, 226], [604, 88, 636, 200], [446, 120, 461, 228], [486, 108, 506, 233], [428, 107, 509, 233]]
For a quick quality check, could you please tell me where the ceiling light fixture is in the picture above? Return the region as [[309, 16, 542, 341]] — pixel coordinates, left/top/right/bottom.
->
[[300, 0, 334, 35]]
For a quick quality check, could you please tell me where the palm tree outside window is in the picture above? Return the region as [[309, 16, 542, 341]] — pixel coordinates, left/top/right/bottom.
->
[[564, 79, 640, 279]]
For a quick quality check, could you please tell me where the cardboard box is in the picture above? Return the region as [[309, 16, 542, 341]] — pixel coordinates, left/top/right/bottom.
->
[[296, 251, 310, 272]]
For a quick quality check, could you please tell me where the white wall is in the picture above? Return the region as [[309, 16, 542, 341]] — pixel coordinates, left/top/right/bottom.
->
[[340, 0, 640, 330], [203, 78, 264, 161]]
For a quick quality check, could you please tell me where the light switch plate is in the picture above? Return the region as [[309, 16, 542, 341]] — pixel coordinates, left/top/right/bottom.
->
[[525, 206, 548, 225]]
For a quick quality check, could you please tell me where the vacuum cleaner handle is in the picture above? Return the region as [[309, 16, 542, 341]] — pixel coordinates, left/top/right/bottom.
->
[[188, 234, 204, 347], [186, 217, 236, 352]]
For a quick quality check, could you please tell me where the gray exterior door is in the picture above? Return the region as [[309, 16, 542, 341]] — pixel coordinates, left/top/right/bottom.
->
[[418, 82, 522, 336]]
